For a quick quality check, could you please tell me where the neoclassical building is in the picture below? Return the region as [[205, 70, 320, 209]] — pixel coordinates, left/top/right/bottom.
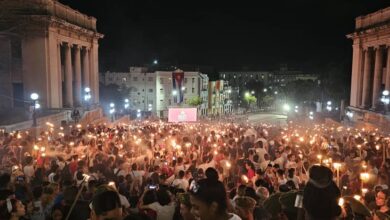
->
[[348, 7, 390, 110], [0, 0, 103, 109]]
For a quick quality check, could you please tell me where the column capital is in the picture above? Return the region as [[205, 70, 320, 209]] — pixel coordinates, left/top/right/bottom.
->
[[73, 44, 82, 49]]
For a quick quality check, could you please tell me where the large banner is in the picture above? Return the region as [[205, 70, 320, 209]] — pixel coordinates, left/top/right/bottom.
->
[[172, 70, 184, 103], [168, 108, 197, 123]]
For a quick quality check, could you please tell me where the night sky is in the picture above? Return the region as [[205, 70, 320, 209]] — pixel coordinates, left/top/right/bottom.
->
[[60, 0, 390, 74]]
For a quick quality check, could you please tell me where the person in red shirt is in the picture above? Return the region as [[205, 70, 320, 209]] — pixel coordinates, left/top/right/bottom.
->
[[245, 161, 255, 180], [68, 155, 78, 176]]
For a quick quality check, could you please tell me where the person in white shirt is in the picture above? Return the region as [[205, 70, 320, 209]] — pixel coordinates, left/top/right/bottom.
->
[[172, 170, 189, 191], [273, 151, 285, 170], [129, 163, 145, 186], [23, 156, 34, 183], [260, 154, 271, 172], [285, 154, 297, 170], [141, 188, 175, 220]]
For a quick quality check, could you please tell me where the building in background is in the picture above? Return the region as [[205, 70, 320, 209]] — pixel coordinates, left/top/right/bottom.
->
[[219, 66, 318, 110], [346, 7, 390, 130], [103, 67, 209, 118], [208, 80, 233, 116], [0, 0, 103, 109]]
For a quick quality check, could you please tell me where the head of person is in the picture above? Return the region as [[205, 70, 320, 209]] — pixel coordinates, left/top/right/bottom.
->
[[234, 196, 256, 220], [178, 193, 195, 220], [50, 204, 64, 220], [189, 178, 228, 220], [375, 189, 390, 208], [0, 198, 25, 219], [90, 185, 122, 220], [303, 165, 341, 220]]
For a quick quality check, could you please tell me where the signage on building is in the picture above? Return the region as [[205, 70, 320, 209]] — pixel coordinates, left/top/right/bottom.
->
[[168, 108, 197, 123]]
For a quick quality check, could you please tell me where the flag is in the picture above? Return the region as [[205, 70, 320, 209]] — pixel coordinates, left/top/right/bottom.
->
[[172, 70, 185, 103]]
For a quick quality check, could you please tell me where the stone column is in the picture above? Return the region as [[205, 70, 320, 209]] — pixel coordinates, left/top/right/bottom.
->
[[372, 46, 384, 109], [57, 43, 63, 107], [74, 45, 82, 106], [350, 43, 364, 107], [64, 43, 73, 107], [82, 47, 90, 89], [385, 46, 390, 91], [361, 48, 372, 108]]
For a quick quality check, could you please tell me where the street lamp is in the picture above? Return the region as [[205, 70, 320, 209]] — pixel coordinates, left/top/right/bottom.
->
[[251, 90, 255, 95], [326, 101, 332, 112], [294, 105, 299, 113], [109, 103, 115, 122], [30, 93, 39, 127], [137, 109, 141, 118], [381, 90, 390, 114], [172, 90, 177, 96], [245, 92, 250, 98], [153, 59, 158, 65], [283, 104, 290, 112], [274, 91, 278, 95], [181, 87, 186, 91], [263, 88, 267, 92], [84, 87, 91, 110], [124, 99, 129, 109], [309, 111, 314, 120]]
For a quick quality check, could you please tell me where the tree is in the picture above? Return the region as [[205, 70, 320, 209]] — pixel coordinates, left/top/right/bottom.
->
[[187, 96, 202, 107], [244, 93, 257, 109]]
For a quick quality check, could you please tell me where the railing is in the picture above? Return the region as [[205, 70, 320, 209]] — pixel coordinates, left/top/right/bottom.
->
[[0, 110, 70, 132]]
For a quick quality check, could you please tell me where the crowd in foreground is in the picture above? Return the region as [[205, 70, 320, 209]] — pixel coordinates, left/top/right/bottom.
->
[[0, 119, 389, 220]]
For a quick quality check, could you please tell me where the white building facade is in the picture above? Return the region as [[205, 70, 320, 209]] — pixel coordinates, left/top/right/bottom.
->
[[104, 68, 208, 118]]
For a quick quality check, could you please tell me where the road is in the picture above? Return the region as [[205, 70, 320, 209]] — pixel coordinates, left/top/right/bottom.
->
[[246, 113, 288, 127]]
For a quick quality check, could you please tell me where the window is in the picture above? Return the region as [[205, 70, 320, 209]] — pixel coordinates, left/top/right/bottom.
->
[[184, 78, 188, 83], [160, 88, 163, 91], [160, 99, 163, 102], [148, 77, 153, 81], [149, 89, 153, 93], [133, 77, 138, 81], [192, 88, 195, 93], [169, 99, 171, 105], [108, 77, 113, 81], [137, 92, 140, 95], [192, 78, 195, 83], [160, 78, 164, 83]]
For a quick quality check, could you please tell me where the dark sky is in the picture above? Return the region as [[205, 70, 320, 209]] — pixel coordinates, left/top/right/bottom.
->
[[59, 0, 390, 73]]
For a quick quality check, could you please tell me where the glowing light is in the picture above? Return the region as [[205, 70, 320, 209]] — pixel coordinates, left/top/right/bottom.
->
[[338, 198, 344, 206]]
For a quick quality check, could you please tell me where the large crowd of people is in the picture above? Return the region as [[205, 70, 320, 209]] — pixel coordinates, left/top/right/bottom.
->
[[0, 118, 389, 220]]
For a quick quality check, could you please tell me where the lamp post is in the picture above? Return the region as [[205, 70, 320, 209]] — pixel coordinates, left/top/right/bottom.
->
[[381, 90, 389, 114], [84, 87, 91, 110], [30, 93, 39, 127], [124, 99, 129, 110], [326, 101, 332, 112], [109, 103, 115, 122]]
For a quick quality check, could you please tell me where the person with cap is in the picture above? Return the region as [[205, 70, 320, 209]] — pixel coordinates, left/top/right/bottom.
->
[[303, 165, 341, 220]]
